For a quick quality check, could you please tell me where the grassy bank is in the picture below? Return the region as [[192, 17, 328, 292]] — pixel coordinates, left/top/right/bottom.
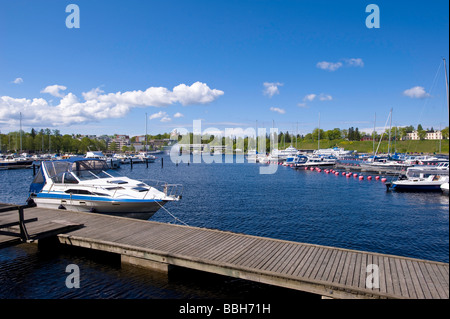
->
[[279, 139, 449, 154]]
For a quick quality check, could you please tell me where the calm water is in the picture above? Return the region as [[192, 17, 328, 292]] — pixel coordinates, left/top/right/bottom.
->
[[0, 154, 448, 299]]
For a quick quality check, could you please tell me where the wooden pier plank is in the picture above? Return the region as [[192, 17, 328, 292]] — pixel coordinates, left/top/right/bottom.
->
[[1, 205, 447, 299]]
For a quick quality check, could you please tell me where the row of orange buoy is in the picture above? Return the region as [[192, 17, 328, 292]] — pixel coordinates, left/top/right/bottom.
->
[[300, 166, 388, 182]]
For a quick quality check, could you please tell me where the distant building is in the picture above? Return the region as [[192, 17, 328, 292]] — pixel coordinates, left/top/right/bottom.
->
[[107, 134, 130, 151], [406, 130, 443, 140]]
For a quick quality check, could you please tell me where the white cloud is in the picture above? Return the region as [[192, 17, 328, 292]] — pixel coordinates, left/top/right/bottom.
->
[[149, 111, 168, 120], [319, 94, 333, 101], [403, 86, 430, 99], [345, 58, 364, 67], [0, 82, 224, 128], [12, 77, 23, 84], [317, 58, 364, 71], [316, 61, 343, 71], [172, 82, 224, 105], [270, 107, 286, 114], [263, 82, 283, 97], [299, 93, 332, 107], [304, 94, 317, 102], [173, 112, 184, 118], [160, 116, 172, 122], [41, 85, 67, 97]]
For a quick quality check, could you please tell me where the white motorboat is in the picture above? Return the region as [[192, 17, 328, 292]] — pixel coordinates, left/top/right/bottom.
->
[[271, 146, 299, 160], [0, 154, 34, 170], [113, 153, 132, 164], [130, 152, 156, 163], [441, 182, 449, 195], [86, 151, 121, 169], [293, 154, 337, 168], [360, 157, 412, 170], [387, 162, 449, 192], [28, 158, 182, 220], [313, 147, 355, 158], [403, 155, 449, 165]]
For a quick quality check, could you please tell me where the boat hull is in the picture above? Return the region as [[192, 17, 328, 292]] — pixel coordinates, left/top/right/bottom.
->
[[391, 182, 444, 192], [31, 195, 168, 220]]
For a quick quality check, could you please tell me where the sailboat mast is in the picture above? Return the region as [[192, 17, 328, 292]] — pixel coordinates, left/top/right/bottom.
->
[[373, 112, 376, 154], [444, 58, 449, 119], [388, 108, 392, 155], [145, 112, 148, 152], [19, 112, 22, 153], [318, 112, 320, 150]]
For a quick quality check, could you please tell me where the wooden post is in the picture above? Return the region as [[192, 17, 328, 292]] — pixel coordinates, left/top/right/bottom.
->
[[161, 157, 164, 168], [18, 206, 30, 241], [130, 158, 133, 169]]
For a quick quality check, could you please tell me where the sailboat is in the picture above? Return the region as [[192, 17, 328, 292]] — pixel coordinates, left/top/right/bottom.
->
[[360, 108, 412, 170], [387, 58, 450, 192]]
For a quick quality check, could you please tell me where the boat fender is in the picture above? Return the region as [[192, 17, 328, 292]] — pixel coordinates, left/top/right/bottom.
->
[[26, 196, 36, 207]]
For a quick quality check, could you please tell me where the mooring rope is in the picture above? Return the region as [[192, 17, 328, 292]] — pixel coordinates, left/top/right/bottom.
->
[[155, 200, 189, 226]]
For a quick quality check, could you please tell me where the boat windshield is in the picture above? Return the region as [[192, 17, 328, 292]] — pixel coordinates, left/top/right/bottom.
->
[[44, 159, 119, 183]]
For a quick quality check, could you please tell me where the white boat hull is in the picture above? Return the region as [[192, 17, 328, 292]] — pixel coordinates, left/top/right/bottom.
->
[[32, 196, 168, 220]]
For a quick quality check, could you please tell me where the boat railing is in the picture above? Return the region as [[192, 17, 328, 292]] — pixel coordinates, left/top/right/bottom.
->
[[45, 178, 183, 200], [140, 179, 183, 199]]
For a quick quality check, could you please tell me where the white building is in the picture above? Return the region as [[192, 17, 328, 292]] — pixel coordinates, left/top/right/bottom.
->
[[406, 130, 443, 140]]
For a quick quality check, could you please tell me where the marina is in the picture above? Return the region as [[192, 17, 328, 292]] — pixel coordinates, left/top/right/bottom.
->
[[1, 0, 448, 307], [0, 154, 448, 299]]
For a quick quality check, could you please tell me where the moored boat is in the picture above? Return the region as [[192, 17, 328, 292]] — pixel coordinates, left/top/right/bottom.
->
[[441, 182, 449, 195], [28, 157, 182, 220], [386, 162, 449, 192]]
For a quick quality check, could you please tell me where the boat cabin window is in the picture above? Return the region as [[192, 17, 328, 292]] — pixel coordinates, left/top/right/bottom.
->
[[132, 186, 149, 192], [64, 173, 79, 184], [107, 180, 128, 184], [64, 189, 94, 195], [51, 172, 64, 184], [105, 186, 124, 191]]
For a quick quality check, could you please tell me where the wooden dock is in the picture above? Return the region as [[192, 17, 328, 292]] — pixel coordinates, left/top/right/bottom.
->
[[334, 164, 408, 175], [0, 204, 83, 248], [1, 205, 448, 299]]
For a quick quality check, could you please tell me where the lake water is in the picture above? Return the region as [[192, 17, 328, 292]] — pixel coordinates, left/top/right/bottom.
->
[[0, 154, 448, 300]]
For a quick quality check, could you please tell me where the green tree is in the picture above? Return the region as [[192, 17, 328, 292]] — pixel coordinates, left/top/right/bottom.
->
[[418, 129, 427, 140], [441, 127, 449, 139]]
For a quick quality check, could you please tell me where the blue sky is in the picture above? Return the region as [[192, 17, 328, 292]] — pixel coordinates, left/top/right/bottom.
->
[[1, 0, 449, 137]]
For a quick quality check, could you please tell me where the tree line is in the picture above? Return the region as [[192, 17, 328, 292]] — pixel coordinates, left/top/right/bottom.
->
[[1, 125, 448, 154]]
